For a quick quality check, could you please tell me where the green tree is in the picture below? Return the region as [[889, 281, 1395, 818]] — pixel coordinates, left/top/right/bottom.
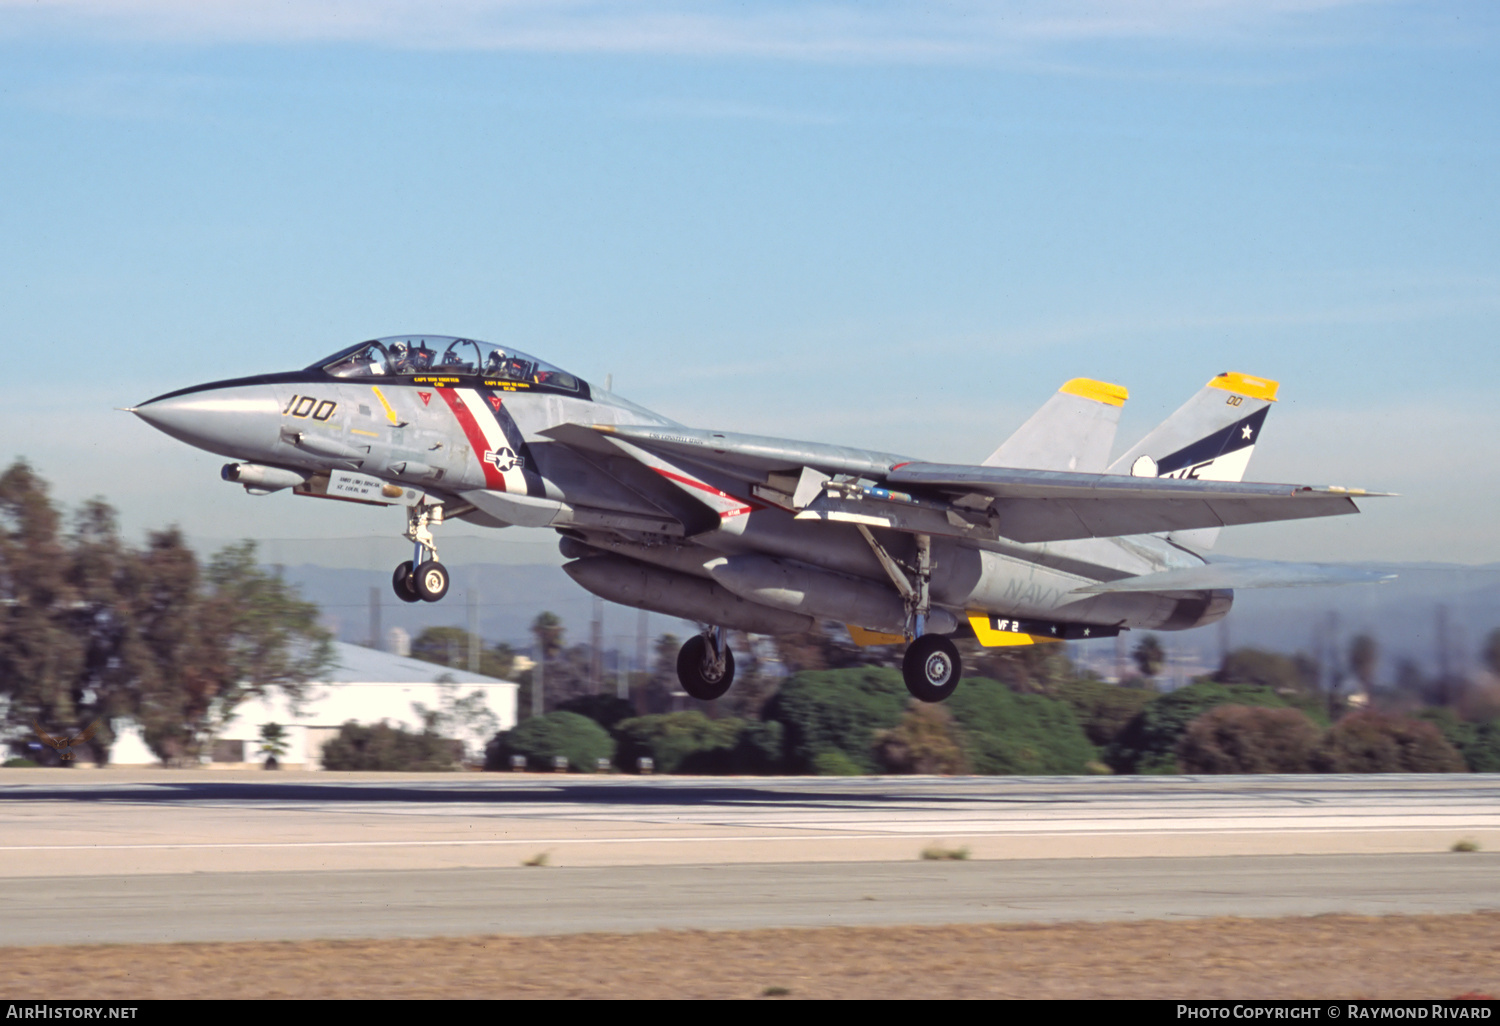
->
[[612, 711, 744, 773], [1312, 711, 1466, 773], [1132, 634, 1165, 679], [257, 722, 289, 768], [1415, 708, 1500, 772], [320, 720, 459, 771], [873, 702, 969, 775], [1349, 634, 1379, 697], [1468, 720, 1500, 773], [628, 632, 684, 715], [959, 641, 1075, 695], [57, 498, 145, 762], [555, 694, 637, 732], [1050, 678, 1156, 749], [1106, 681, 1312, 774], [411, 674, 500, 764], [523, 611, 565, 719], [812, 750, 864, 776], [0, 463, 332, 767], [0, 461, 90, 754], [1177, 705, 1321, 774], [486, 710, 614, 772], [1215, 647, 1321, 702], [946, 677, 1097, 775], [1483, 628, 1500, 677], [761, 667, 908, 774], [409, 627, 516, 680], [132, 538, 332, 764]]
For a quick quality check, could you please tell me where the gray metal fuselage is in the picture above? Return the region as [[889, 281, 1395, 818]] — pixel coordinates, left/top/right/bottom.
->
[[135, 359, 1227, 638]]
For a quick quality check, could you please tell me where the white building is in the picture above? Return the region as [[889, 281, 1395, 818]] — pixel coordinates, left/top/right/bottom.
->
[[108, 641, 519, 769]]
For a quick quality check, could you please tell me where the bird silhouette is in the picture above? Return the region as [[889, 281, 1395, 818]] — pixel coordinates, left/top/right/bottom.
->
[[34, 720, 100, 762]]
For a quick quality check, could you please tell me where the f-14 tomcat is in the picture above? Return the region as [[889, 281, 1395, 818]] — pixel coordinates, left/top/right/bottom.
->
[[131, 335, 1389, 703]]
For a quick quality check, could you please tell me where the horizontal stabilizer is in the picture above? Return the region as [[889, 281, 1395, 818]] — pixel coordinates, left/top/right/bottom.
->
[[1073, 561, 1398, 594]]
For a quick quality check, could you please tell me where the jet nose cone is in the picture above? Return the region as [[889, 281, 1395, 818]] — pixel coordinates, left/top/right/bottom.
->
[[133, 385, 282, 460]]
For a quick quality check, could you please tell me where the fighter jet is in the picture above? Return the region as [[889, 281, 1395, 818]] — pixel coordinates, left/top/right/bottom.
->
[[130, 335, 1389, 702]]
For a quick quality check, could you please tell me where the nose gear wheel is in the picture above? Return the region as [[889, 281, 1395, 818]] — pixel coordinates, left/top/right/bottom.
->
[[414, 560, 450, 602], [392, 561, 420, 603], [392, 500, 452, 604]]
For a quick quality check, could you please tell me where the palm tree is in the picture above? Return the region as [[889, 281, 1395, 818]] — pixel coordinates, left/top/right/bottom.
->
[[258, 722, 289, 770], [1132, 634, 1165, 679], [529, 612, 565, 718]]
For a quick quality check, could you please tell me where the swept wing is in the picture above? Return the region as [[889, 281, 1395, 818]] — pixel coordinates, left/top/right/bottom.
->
[[570, 425, 1386, 545], [882, 463, 1385, 543]]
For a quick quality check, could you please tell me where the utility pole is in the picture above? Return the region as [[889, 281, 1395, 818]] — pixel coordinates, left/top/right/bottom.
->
[[467, 584, 480, 674], [591, 596, 604, 693], [1436, 604, 1452, 682], [616, 634, 629, 700], [636, 610, 649, 713], [1326, 610, 1341, 719]]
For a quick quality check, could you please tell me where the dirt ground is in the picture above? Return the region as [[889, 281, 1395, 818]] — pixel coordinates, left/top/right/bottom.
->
[[2, 912, 1497, 1000]]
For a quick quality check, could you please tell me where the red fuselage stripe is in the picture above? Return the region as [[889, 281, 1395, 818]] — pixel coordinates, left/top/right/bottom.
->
[[436, 388, 506, 490]]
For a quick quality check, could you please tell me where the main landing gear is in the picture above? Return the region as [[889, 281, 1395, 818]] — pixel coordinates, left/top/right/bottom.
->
[[392, 502, 450, 604], [902, 634, 962, 703], [676, 627, 735, 701], [853, 525, 965, 703]]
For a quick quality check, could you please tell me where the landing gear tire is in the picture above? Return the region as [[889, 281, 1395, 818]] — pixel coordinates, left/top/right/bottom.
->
[[414, 560, 450, 603], [677, 635, 735, 701], [903, 634, 962, 703], [392, 561, 420, 604]]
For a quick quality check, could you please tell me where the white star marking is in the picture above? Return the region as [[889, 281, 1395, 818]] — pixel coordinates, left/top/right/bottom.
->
[[1241, 425, 1254, 440]]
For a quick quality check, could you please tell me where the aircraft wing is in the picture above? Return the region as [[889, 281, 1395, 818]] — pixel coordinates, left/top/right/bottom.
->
[[542, 424, 1386, 546], [1071, 559, 1397, 594], [579, 424, 909, 479], [884, 462, 1384, 543]]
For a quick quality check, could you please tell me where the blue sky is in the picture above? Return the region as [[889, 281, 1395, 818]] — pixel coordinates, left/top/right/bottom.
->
[[2, 1, 1497, 568]]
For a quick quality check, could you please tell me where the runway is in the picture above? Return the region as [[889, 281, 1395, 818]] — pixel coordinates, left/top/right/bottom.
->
[[1, 770, 1496, 946]]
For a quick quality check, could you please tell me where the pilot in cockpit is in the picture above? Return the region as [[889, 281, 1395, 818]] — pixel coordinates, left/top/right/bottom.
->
[[388, 341, 434, 374], [484, 351, 531, 381]]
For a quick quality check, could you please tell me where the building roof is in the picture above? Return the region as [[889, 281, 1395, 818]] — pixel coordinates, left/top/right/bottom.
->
[[326, 641, 515, 686]]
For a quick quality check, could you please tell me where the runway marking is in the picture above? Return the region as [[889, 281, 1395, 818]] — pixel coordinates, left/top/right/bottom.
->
[[1, 824, 1495, 853]]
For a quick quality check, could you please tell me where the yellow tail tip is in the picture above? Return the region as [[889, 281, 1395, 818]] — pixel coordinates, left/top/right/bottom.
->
[[1210, 372, 1279, 402], [1059, 378, 1129, 407]]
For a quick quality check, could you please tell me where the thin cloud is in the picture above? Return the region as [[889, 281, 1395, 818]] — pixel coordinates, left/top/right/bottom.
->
[[0, 1, 1424, 60]]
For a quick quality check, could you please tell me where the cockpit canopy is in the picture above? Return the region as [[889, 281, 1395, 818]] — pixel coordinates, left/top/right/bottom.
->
[[316, 335, 585, 393]]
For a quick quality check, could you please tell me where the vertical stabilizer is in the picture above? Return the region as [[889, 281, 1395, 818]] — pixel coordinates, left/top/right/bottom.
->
[[983, 378, 1127, 473], [1108, 371, 1279, 549]]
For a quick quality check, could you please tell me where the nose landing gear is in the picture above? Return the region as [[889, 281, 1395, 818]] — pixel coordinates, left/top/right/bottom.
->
[[676, 627, 735, 701], [392, 501, 451, 604]]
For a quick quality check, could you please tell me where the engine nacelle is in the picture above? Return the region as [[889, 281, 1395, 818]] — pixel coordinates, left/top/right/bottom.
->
[[706, 553, 959, 637], [563, 552, 814, 635], [1159, 588, 1234, 631]]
